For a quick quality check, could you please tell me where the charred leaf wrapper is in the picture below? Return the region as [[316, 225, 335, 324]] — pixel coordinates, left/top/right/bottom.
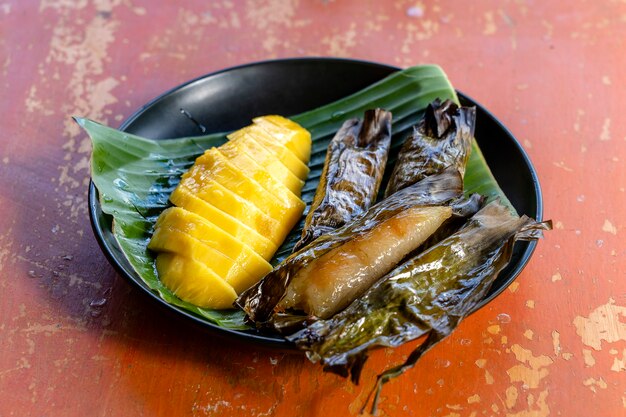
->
[[235, 168, 481, 331], [385, 98, 476, 197], [293, 109, 392, 252], [237, 101, 478, 332], [236, 100, 549, 415], [288, 201, 551, 414], [236, 101, 480, 333]]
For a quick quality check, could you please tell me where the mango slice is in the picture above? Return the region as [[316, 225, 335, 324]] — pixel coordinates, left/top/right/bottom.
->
[[167, 188, 277, 260], [150, 115, 310, 309], [220, 138, 304, 196], [156, 253, 237, 309], [175, 179, 282, 245], [189, 149, 303, 235], [149, 225, 272, 294], [149, 227, 255, 291], [228, 128, 310, 180], [252, 115, 311, 163], [153, 208, 273, 276], [214, 149, 304, 210]]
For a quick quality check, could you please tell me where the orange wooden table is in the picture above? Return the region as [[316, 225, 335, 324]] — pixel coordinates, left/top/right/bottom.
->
[[1, 1, 625, 416]]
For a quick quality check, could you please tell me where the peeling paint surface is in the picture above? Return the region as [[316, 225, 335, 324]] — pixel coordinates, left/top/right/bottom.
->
[[1, 1, 625, 416]]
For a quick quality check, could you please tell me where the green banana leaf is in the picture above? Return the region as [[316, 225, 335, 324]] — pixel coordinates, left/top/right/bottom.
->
[[78, 65, 513, 330]]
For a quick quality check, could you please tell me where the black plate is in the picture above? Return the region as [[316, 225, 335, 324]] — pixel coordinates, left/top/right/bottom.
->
[[89, 58, 543, 349]]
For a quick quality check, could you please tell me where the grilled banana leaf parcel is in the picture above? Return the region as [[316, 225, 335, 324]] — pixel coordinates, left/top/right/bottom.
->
[[293, 109, 392, 252], [288, 201, 551, 413], [385, 99, 476, 197], [237, 168, 477, 327]]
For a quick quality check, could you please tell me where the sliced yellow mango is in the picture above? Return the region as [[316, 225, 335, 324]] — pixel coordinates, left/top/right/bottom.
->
[[168, 187, 277, 260], [215, 148, 304, 211], [149, 227, 254, 289], [190, 149, 303, 234], [220, 138, 304, 196], [151, 115, 311, 309], [156, 253, 237, 309], [252, 115, 311, 163], [154, 207, 275, 260], [228, 128, 310, 180], [174, 181, 283, 245], [149, 225, 272, 294]]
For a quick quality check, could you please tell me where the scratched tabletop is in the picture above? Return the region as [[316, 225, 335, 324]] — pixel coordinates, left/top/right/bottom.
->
[[1, 1, 625, 416]]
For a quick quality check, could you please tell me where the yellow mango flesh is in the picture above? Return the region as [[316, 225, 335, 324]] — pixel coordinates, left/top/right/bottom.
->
[[228, 128, 310, 180], [220, 138, 304, 196], [215, 149, 304, 212], [154, 207, 276, 261], [252, 115, 311, 163], [190, 149, 303, 236], [151, 116, 310, 309], [156, 253, 237, 309], [168, 188, 277, 260], [176, 179, 282, 245], [149, 225, 271, 294], [149, 227, 255, 291]]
